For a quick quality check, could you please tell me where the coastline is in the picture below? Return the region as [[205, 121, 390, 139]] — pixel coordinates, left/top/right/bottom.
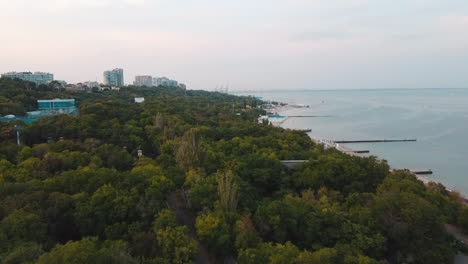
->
[[268, 104, 468, 201]]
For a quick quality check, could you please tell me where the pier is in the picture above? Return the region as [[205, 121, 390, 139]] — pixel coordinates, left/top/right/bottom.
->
[[334, 139, 417, 144], [311, 138, 367, 156], [343, 150, 370, 154], [295, 129, 312, 133], [409, 169, 433, 175], [287, 115, 334, 118]]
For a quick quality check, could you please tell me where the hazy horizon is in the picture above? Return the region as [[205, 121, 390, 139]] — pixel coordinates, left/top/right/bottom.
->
[[1, 0, 467, 91]]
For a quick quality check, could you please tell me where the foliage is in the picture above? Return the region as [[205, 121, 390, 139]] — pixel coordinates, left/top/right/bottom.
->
[[0, 78, 464, 263], [217, 169, 238, 211], [35, 237, 137, 264], [195, 212, 232, 255]]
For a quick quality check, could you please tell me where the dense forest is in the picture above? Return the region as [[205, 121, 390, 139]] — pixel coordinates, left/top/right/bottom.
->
[[0, 77, 468, 263]]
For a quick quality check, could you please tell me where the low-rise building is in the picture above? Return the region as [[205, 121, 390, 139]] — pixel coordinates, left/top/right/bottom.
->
[[83, 81, 100, 89], [1, 72, 54, 85], [134, 97, 145, 103], [65, 83, 90, 92], [37, 99, 76, 110]]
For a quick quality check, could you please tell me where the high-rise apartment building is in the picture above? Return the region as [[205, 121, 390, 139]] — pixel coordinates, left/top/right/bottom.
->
[[103, 68, 124, 86], [153, 77, 178, 87], [134, 75, 153, 87], [1, 72, 54, 85]]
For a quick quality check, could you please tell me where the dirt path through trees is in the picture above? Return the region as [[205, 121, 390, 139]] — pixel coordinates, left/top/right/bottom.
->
[[167, 191, 217, 264]]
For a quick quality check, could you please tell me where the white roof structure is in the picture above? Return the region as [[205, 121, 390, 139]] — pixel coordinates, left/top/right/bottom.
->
[[134, 97, 145, 103]]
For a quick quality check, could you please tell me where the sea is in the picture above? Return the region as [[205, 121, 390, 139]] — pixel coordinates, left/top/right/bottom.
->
[[240, 89, 468, 195]]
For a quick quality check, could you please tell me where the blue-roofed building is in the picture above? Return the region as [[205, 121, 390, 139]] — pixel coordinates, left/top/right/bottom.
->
[[37, 99, 75, 110], [1, 99, 78, 124]]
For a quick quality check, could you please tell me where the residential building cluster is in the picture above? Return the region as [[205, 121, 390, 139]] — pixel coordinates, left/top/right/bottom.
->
[[134, 75, 186, 89], [154, 77, 178, 87], [1, 68, 187, 90], [64, 82, 100, 92], [134, 75, 153, 87], [1, 72, 54, 85]]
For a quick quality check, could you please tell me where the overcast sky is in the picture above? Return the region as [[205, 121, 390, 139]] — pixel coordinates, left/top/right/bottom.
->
[[1, 0, 467, 90]]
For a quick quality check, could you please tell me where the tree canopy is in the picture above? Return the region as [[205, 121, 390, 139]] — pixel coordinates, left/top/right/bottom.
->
[[0, 77, 466, 263]]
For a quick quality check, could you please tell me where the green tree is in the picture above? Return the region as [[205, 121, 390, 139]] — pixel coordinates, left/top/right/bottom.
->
[[0, 209, 47, 243], [217, 169, 238, 211], [175, 128, 203, 171], [234, 216, 261, 250], [155, 226, 198, 264], [36, 237, 137, 264], [238, 242, 300, 264], [154, 209, 178, 230], [195, 213, 232, 255], [458, 207, 468, 232], [1, 242, 43, 264], [296, 248, 338, 264], [373, 171, 455, 263]]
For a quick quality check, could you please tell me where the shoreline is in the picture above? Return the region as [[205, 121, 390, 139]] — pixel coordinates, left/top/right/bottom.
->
[[269, 104, 468, 201]]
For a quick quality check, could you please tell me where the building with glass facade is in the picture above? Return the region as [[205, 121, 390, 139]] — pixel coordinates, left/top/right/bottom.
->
[[103, 68, 124, 86], [37, 99, 76, 110]]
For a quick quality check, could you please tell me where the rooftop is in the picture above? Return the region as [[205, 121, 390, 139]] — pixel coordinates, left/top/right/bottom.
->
[[37, 99, 75, 103]]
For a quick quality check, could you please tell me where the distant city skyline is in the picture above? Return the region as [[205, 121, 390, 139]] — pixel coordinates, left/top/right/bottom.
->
[[1, 0, 468, 90], [0, 68, 188, 90]]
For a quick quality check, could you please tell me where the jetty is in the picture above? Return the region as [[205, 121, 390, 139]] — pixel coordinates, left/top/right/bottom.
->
[[409, 169, 433, 175], [334, 139, 417, 144], [296, 129, 312, 133], [311, 138, 368, 156], [287, 115, 334, 118], [343, 150, 370, 154]]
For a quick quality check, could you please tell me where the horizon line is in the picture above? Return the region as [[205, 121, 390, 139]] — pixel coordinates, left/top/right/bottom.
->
[[229, 87, 468, 93]]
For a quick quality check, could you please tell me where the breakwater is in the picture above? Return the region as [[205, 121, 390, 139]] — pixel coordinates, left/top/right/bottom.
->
[[334, 139, 417, 144]]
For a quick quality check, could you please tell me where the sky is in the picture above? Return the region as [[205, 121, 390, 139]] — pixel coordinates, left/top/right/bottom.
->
[[0, 0, 467, 91]]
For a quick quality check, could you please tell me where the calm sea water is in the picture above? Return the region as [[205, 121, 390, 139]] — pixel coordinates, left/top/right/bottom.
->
[[242, 89, 468, 194]]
